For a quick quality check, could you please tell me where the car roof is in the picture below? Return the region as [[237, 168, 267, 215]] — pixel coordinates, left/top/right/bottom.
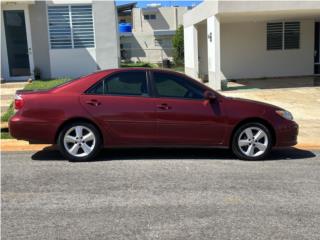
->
[[96, 67, 184, 75]]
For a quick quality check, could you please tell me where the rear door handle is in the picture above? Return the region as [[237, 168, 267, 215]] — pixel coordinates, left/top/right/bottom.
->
[[157, 103, 171, 110], [86, 99, 101, 107]]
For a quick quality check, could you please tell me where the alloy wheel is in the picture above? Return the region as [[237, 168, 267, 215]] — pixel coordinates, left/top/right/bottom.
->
[[63, 125, 96, 158], [238, 127, 268, 158]]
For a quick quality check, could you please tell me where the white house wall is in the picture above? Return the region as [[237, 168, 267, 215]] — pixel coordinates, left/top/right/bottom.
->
[[197, 23, 208, 79], [49, 49, 98, 78], [184, 25, 198, 78], [48, 0, 119, 78], [93, 0, 120, 71], [207, 16, 221, 90], [29, 1, 51, 79], [220, 20, 314, 80]]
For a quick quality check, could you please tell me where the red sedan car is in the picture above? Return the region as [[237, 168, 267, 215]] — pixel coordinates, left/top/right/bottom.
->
[[9, 68, 298, 161]]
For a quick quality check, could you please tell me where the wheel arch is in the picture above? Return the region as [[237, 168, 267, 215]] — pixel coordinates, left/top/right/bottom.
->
[[55, 117, 104, 145], [229, 117, 276, 147]]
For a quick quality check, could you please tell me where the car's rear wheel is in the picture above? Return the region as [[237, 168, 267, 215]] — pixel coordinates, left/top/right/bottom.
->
[[58, 122, 101, 162], [232, 122, 272, 160]]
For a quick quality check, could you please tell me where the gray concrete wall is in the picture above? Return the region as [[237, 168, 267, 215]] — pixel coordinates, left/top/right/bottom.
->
[[28, 1, 51, 79], [133, 7, 187, 33], [93, 0, 120, 70], [120, 33, 174, 63]]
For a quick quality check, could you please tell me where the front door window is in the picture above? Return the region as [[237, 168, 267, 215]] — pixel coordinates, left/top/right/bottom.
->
[[4, 10, 31, 77], [152, 72, 204, 99]]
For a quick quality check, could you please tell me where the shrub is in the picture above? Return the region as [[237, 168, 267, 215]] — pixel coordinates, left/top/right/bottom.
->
[[172, 25, 184, 65]]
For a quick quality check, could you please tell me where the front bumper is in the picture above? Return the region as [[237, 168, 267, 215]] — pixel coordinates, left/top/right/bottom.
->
[[275, 120, 299, 147]]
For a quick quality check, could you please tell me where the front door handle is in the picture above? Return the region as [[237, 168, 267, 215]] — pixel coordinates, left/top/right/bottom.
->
[[86, 99, 101, 107], [157, 103, 171, 110]]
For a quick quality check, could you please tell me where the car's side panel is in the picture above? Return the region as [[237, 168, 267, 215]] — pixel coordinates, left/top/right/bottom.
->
[[79, 95, 158, 146], [10, 93, 91, 144], [154, 98, 227, 146], [220, 97, 298, 147]]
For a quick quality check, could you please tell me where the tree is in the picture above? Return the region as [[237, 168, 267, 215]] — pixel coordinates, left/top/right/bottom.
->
[[172, 25, 184, 65]]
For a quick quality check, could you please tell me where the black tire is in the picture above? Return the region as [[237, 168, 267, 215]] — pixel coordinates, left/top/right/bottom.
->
[[231, 122, 272, 160], [57, 121, 101, 162]]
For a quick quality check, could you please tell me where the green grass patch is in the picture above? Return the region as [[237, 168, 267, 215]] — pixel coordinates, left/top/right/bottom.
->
[[1, 131, 12, 139], [1, 128, 12, 139], [1, 103, 14, 122], [171, 65, 184, 73], [121, 61, 185, 73], [23, 78, 68, 91], [1, 79, 69, 122], [121, 62, 158, 68]]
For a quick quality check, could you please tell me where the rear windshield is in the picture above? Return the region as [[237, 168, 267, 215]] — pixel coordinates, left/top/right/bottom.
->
[[50, 75, 86, 90]]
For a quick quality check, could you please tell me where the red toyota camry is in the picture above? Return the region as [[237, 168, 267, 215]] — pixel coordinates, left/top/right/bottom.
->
[[9, 68, 298, 161]]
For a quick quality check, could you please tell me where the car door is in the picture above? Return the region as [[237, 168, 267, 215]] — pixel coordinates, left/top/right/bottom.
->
[[151, 71, 226, 146], [80, 70, 157, 146]]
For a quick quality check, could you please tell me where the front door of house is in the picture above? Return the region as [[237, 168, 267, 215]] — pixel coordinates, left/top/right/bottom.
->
[[3, 9, 33, 80], [315, 22, 320, 74]]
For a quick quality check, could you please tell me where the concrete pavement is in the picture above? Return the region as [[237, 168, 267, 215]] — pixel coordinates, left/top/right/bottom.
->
[[2, 148, 320, 240], [0, 82, 27, 113]]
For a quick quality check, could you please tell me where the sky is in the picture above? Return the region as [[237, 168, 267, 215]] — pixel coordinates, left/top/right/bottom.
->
[[116, 0, 203, 8]]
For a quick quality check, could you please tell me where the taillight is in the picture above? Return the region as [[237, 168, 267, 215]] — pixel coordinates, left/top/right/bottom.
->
[[14, 94, 24, 110]]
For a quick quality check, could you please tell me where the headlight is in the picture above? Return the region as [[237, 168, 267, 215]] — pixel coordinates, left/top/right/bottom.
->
[[276, 110, 293, 121]]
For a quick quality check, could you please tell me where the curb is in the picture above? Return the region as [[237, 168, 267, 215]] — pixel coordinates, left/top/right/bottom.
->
[[1, 140, 53, 152], [1, 140, 319, 152], [1, 122, 9, 129]]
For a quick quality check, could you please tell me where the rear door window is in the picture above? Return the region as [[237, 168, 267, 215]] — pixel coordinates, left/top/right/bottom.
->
[[87, 71, 148, 97]]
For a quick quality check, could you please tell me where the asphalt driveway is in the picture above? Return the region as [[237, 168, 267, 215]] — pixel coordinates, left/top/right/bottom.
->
[[2, 148, 320, 240]]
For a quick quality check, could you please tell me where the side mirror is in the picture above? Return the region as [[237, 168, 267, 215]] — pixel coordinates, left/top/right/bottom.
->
[[204, 90, 217, 101]]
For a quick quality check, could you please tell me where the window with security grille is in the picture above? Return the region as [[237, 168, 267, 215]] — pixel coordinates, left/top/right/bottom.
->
[[144, 14, 156, 20], [267, 21, 300, 50], [267, 22, 283, 50], [48, 5, 95, 49], [284, 22, 300, 49]]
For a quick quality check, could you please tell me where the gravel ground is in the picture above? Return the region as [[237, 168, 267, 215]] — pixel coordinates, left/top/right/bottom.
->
[[2, 148, 320, 240]]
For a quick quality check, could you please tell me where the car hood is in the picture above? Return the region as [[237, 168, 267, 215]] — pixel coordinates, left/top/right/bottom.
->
[[226, 96, 284, 111]]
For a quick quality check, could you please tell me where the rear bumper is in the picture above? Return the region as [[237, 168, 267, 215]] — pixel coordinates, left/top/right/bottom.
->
[[274, 120, 299, 147], [9, 115, 57, 144]]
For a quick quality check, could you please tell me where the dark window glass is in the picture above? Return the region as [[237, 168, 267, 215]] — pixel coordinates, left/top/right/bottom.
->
[[153, 72, 204, 99], [150, 14, 156, 20], [3, 10, 30, 76], [144, 14, 149, 20], [267, 22, 283, 50], [87, 71, 148, 96], [87, 80, 104, 95], [284, 22, 300, 49]]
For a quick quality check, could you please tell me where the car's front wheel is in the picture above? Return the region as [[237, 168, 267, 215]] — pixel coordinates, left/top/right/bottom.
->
[[58, 122, 101, 162], [232, 122, 272, 160]]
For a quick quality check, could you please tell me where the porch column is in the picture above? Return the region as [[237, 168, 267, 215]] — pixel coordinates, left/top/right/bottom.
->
[[207, 15, 221, 90], [184, 25, 198, 79]]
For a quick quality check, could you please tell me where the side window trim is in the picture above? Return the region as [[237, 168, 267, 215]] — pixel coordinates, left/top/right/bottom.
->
[[150, 71, 205, 101], [85, 70, 150, 97]]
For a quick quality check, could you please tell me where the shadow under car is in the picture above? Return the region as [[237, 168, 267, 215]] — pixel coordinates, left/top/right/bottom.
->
[[31, 147, 316, 162]]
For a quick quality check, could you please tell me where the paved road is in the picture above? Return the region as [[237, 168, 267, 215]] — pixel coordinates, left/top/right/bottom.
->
[[2, 148, 320, 240]]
